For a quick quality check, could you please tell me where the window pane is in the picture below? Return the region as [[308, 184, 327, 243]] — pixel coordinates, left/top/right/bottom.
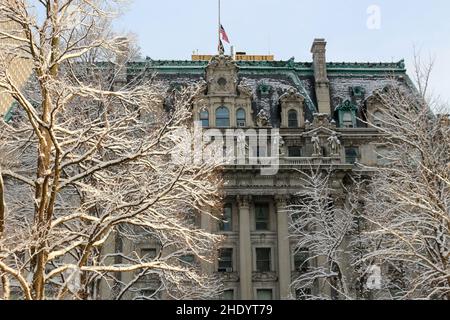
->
[[255, 204, 270, 231], [256, 248, 271, 272], [218, 248, 233, 272], [200, 110, 209, 127], [294, 248, 309, 272], [345, 148, 359, 164], [236, 109, 246, 127], [220, 290, 234, 300], [342, 112, 354, 128], [288, 110, 298, 128], [181, 254, 195, 264], [288, 147, 302, 157], [219, 204, 233, 232], [216, 107, 230, 127], [256, 289, 273, 300], [141, 248, 157, 260]]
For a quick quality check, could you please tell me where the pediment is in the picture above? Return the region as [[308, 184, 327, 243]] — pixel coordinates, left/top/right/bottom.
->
[[279, 88, 305, 103], [205, 55, 239, 96], [206, 55, 239, 71], [303, 127, 341, 137]]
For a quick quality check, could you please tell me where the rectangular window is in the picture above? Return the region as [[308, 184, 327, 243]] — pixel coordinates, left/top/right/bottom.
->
[[342, 112, 354, 128], [345, 147, 359, 164], [294, 248, 309, 272], [251, 146, 267, 158], [180, 254, 195, 264], [216, 119, 230, 128], [256, 289, 273, 300], [141, 248, 157, 260], [219, 204, 233, 232], [201, 119, 209, 128], [256, 248, 272, 272], [218, 248, 233, 273], [220, 289, 234, 300], [288, 146, 302, 157], [255, 203, 270, 231]]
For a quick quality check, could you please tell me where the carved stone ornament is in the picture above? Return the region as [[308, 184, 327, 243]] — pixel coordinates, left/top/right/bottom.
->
[[311, 133, 322, 157], [256, 109, 271, 127], [252, 272, 278, 282], [312, 113, 332, 128], [237, 83, 253, 98], [327, 132, 341, 156], [279, 87, 305, 103], [207, 55, 238, 69], [218, 272, 240, 283]]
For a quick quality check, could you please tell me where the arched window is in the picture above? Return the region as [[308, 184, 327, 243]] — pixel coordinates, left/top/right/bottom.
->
[[200, 109, 209, 127], [236, 108, 246, 127], [288, 110, 299, 128], [342, 112, 354, 128], [373, 111, 383, 127], [216, 106, 230, 127]]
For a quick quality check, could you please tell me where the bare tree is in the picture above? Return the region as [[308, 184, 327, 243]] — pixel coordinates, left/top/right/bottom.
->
[[359, 57, 450, 300], [288, 167, 364, 300], [0, 0, 224, 300]]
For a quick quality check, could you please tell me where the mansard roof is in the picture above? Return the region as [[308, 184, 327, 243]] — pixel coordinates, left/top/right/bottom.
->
[[125, 57, 412, 125]]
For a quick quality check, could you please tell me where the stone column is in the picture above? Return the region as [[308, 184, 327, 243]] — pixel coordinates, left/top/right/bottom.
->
[[275, 196, 292, 300], [238, 196, 253, 300]]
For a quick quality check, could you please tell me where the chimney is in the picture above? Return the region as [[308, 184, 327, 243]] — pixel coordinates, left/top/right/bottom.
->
[[311, 39, 331, 115]]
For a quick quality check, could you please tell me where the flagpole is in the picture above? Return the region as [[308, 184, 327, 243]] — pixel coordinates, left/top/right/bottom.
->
[[218, 0, 221, 54]]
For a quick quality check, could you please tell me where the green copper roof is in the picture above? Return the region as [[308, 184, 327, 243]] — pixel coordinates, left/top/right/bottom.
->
[[3, 101, 16, 123], [128, 58, 407, 76]]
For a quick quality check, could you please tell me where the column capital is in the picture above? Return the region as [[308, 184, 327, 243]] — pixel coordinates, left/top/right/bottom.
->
[[237, 195, 252, 209], [274, 195, 289, 207]]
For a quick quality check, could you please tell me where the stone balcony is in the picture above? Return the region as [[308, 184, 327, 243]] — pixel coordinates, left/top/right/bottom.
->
[[223, 156, 354, 171]]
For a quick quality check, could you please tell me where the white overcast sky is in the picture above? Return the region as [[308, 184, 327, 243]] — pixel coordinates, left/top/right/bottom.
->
[[116, 0, 450, 106]]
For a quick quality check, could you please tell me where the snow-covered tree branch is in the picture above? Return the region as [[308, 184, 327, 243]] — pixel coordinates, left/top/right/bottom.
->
[[288, 168, 363, 300], [358, 57, 450, 300], [0, 0, 224, 300]]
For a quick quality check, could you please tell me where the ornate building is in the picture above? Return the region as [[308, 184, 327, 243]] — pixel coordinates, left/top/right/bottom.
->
[[0, 20, 33, 120], [116, 38, 415, 300]]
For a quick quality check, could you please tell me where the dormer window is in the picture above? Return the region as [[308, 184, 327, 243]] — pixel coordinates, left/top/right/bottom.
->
[[236, 108, 246, 127], [279, 89, 305, 128], [336, 100, 358, 129], [288, 110, 299, 128], [342, 112, 354, 128], [216, 106, 230, 127], [373, 111, 383, 127], [200, 109, 209, 128]]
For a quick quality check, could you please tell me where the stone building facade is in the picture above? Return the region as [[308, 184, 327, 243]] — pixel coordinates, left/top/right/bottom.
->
[[0, 20, 33, 120], [116, 38, 416, 300]]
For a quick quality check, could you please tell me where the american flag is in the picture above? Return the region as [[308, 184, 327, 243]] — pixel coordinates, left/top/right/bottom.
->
[[220, 24, 230, 44]]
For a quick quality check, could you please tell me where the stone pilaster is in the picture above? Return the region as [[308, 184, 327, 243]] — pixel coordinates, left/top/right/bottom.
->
[[237, 195, 253, 300], [200, 208, 215, 275], [275, 195, 292, 299]]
